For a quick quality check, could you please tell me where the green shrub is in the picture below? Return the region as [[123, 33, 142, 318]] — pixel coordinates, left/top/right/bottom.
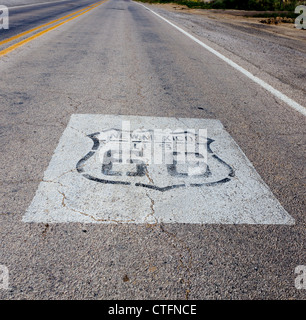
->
[[211, 0, 299, 10], [136, 0, 304, 11]]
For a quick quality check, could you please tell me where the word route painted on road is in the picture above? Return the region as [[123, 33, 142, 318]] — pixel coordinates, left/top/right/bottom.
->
[[23, 114, 294, 225]]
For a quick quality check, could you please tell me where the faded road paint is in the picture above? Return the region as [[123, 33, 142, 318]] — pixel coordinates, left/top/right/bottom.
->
[[23, 114, 294, 225]]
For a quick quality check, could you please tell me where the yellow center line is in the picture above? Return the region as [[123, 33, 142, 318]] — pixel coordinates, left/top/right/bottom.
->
[[0, 0, 106, 57], [0, 2, 100, 47]]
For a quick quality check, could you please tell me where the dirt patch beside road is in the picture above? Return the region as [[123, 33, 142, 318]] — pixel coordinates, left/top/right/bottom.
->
[[146, 3, 306, 42]]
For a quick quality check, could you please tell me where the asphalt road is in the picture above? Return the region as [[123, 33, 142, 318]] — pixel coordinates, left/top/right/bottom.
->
[[0, 0, 305, 300]]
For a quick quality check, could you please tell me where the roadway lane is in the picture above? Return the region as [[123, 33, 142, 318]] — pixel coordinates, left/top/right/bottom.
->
[[1, 0, 100, 41], [0, 0, 305, 299]]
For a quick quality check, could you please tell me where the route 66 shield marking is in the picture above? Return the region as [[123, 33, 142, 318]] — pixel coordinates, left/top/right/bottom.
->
[[76, 128, 235, 192], [23, 114, 295, 225]]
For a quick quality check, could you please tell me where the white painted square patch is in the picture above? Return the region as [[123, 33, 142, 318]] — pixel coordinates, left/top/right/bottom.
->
[[23, 114, 294, 224]]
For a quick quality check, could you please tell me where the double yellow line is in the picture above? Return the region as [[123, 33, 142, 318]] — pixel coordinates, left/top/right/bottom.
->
[[0, 0, 106, 57]]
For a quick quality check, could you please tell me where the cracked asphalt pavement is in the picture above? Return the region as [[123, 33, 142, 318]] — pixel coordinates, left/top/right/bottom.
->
[[0, 0, 305, 300]]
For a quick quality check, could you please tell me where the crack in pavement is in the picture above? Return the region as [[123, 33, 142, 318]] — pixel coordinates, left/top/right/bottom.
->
[[144, 191, 158, 225], [57, 189, 136, 224], [42, 167, 193, 298]]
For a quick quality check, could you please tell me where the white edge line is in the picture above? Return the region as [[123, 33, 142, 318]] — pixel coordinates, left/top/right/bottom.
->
[[135, 2, 306, 117]]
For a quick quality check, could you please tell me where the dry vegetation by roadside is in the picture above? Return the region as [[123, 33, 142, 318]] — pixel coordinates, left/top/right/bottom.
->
[[142, 2, 306, 42], [136, 0, 306, 29]]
